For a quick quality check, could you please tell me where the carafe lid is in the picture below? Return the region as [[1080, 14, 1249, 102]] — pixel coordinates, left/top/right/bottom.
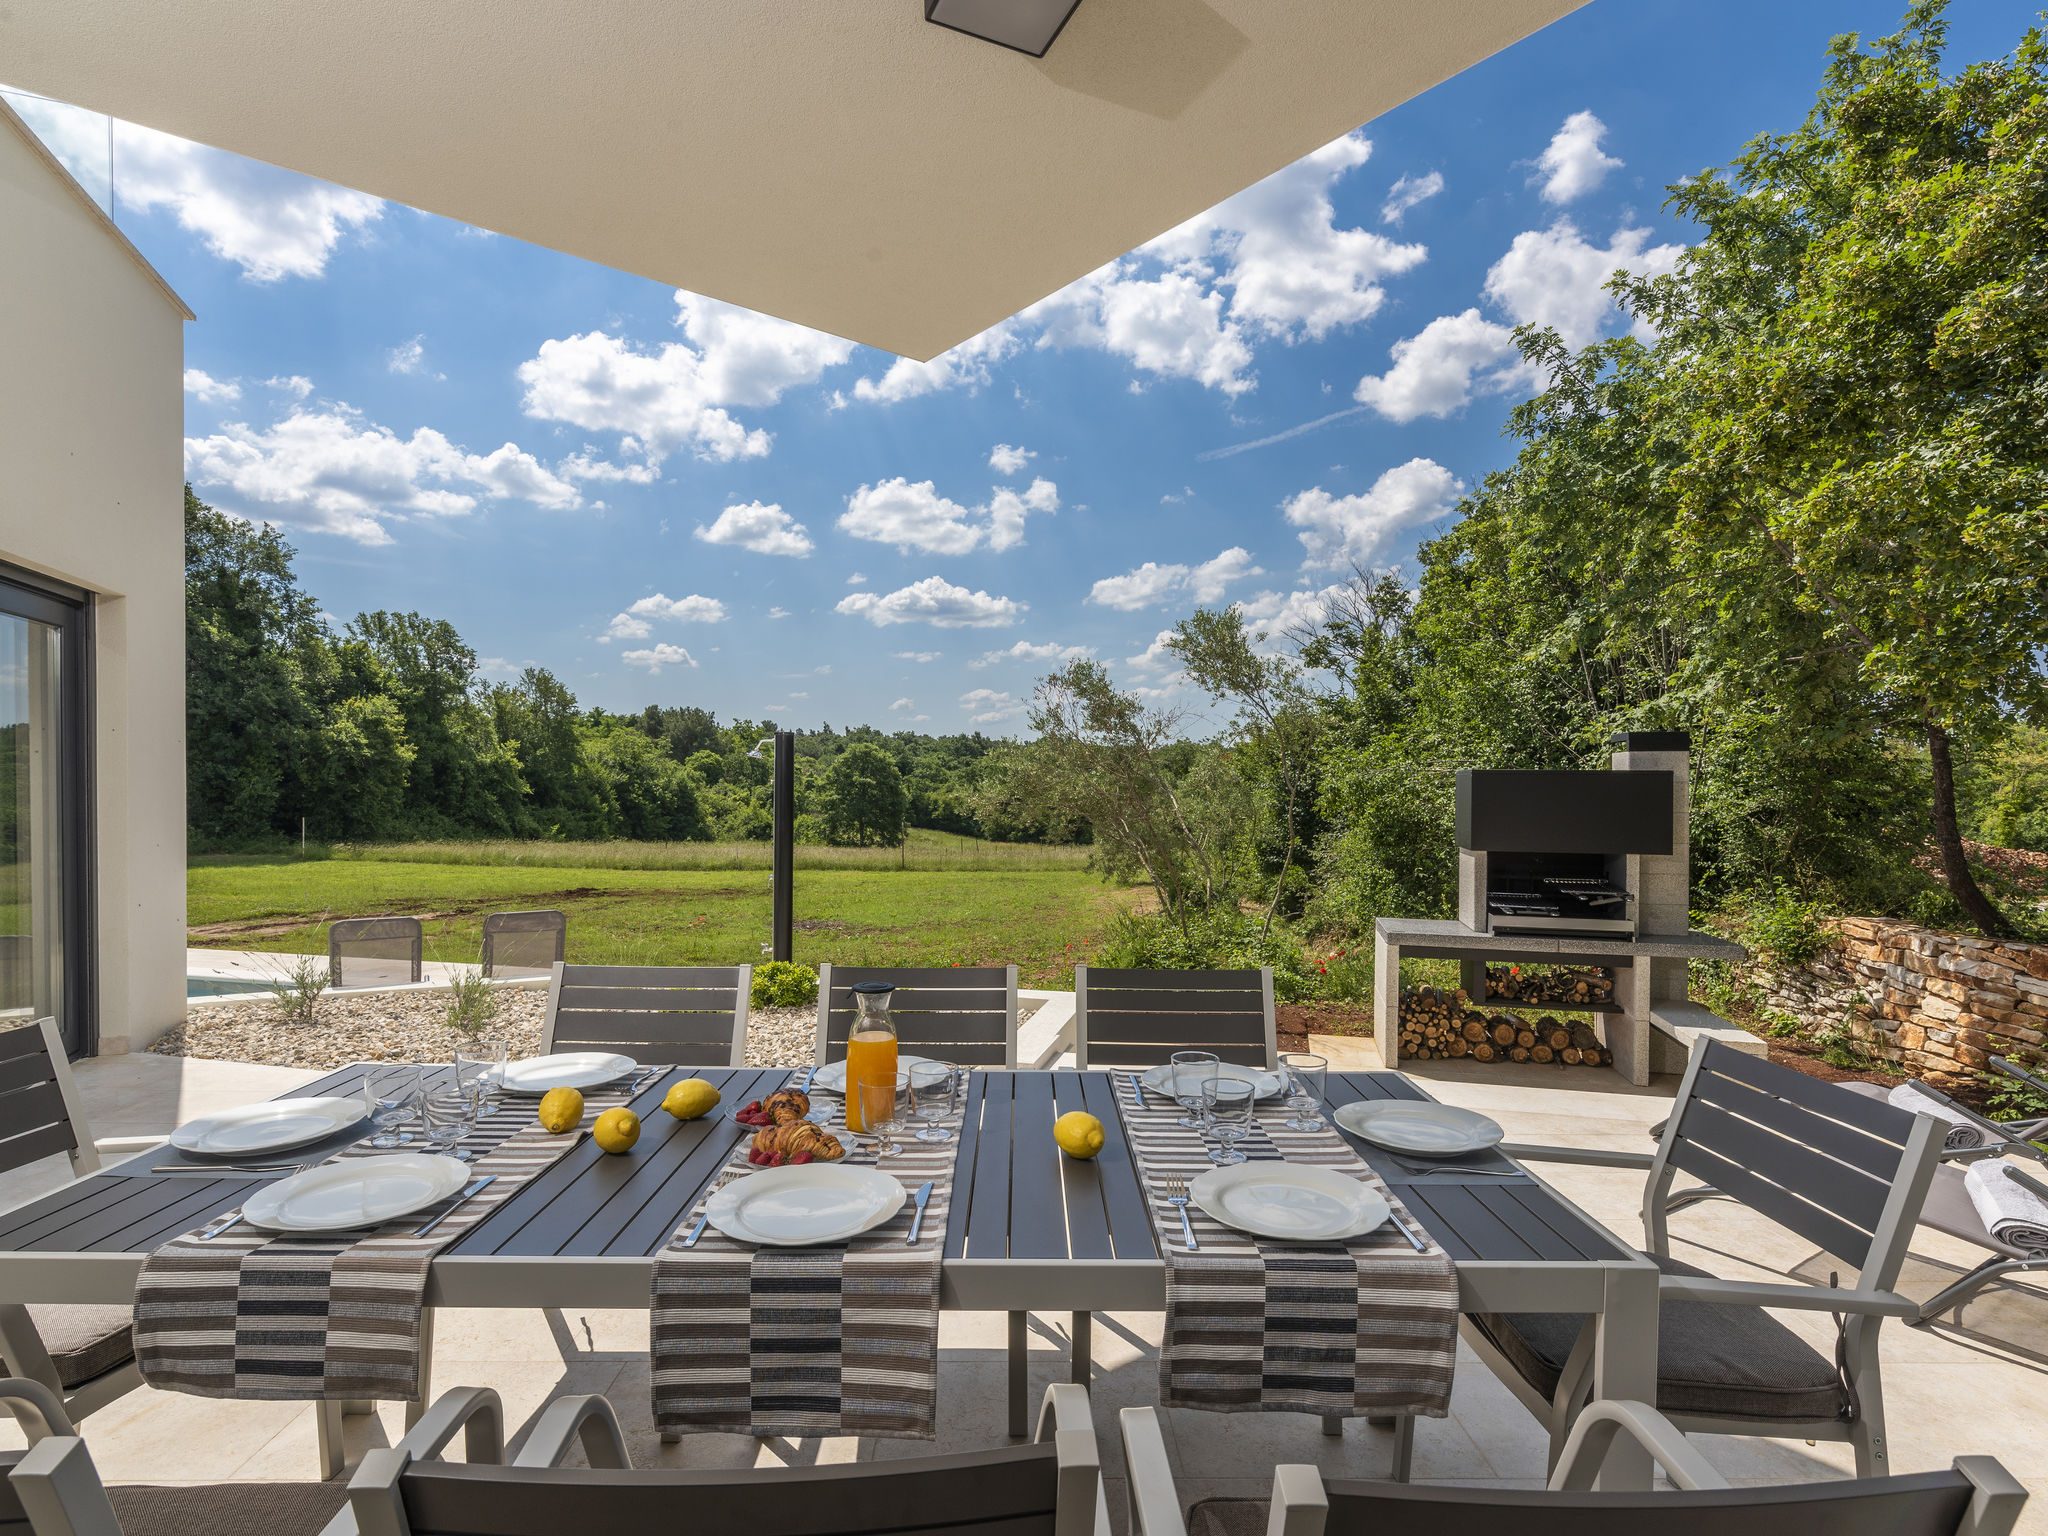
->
[[850, 982, 897, 995]]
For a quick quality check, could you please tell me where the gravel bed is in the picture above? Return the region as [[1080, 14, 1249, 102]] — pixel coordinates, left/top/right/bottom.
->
[[151, 990, 817, 1071]]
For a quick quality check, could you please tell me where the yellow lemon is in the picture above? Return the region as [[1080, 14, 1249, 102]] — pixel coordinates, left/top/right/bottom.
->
[[536, 1086, 584, 1134], [662, 1078, 720, 1121], [593, 1107, 641, 1155], [1054, 1111, 1105, 1160]]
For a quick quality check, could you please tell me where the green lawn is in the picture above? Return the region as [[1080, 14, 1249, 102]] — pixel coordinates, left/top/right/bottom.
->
[[188, 850, 1140, 989]]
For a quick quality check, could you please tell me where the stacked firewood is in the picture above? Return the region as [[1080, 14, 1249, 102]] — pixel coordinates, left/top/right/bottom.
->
[[1396, 986, 1611, 1067], [1483, 965, 1615, 1007]]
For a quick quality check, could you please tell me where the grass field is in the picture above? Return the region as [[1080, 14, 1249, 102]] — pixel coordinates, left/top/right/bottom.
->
[[188, 843, 1141, 989], [302, 828, 1092, 873]]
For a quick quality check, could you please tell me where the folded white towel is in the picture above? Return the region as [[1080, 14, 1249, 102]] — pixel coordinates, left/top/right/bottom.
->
[[1964, 1158, 2048, 1254], [1888, 1082, 1986, 1149]]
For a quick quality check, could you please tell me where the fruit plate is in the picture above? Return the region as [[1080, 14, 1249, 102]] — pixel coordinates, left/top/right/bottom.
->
[[170, 1097, 368, 1156], [1189, 1162, 1389, 1242], [242, 1154, 470, 1233], [1332, 1100, 1503, 1156], [705, 1164, 907, 1246], [811, 1055, 934, 1095], [1138, 1061, 1285, 1102], [498, 1052, 637, 1094]]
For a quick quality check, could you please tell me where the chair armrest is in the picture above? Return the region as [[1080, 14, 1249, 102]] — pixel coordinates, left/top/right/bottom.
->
[[1038, 1384, 1102, 1536], [1955, 1456, 2031, 1536], [514, 1394, 630, 1469], [394, 1386, 504, 1465], [1551, 1401, 1728, 1491], [10, 1436, 124, 1536], [92, 1135, 169, 1155], [1119, 1408, 1185, 1536], [1270, 1465, 1328, 1536], [1499, 1143, 1655, 1169], [0, 1373, 77, 1440], [1657, 1275, 1918, 1316]]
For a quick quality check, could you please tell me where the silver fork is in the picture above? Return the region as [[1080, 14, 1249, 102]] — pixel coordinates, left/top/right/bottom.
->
[[195, 1207, 245, 1241], [683, 1170, 744, 1248], [1163, 1177, 1198, 1252]]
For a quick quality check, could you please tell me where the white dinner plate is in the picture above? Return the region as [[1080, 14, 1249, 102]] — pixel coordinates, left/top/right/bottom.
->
[[498, 1052, 637, 1094], [242, 1154, 470, 1233], [810, 1054, 935, 1095], [705, 1164, 907, 1247], [171, 1097, 368, 1156], [1138, 1061, 1285, 1102], [1189, 1162, 1390, 1242], [1333, 1100, 1504, 1156]]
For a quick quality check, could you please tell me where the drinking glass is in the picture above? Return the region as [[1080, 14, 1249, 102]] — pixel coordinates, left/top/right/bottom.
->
[[421, 1077, 477, 1159], [457, 1043, 507, 1105], [1201, 1077, 1256, 1166], [1169, 1050, 1219, 1131], [858, 1072, 909, 1159], [908, 1061, 957, 1142], [1279, 1052, 1327, 1132], [362, 1065, 422, 1147]]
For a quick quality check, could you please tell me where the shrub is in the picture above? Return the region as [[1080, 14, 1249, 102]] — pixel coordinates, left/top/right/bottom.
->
[[270, 952, 328, 1026], [444, 969, 501, 1040], [752, 960, 819, 1009], [1745, 883, 1837, 966], [1096, 907, 1319, 1001]]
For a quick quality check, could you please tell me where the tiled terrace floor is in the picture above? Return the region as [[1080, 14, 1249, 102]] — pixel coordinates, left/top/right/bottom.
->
[[4, 1040, 2043, 1530]]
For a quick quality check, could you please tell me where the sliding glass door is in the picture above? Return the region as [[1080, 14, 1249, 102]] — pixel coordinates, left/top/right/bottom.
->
[[0, 570, 91, 1057]]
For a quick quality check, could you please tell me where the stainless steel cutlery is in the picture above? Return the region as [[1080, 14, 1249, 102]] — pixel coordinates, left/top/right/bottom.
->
[[682, 1170, 744, 1248], [414, 1175, 496, 1237], [1163, 1176, 1198, 1251], [906, 1180, 935, 1244]]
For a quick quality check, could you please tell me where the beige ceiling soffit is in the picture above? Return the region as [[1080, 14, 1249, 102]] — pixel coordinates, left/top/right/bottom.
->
[[1, 1, 1581, 358], [0, 95, 193, 320]]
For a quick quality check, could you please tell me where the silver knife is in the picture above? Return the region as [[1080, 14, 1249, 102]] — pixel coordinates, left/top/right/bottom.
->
[[151, 1161, 308, 1175], [1387, 1208, 1428, 1253], [905, 1180, 935, 1244], [414, 1175, 495, 1237]]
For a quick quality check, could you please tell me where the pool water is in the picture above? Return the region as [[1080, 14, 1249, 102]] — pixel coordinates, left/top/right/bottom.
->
[[186, 975, 280, 998]]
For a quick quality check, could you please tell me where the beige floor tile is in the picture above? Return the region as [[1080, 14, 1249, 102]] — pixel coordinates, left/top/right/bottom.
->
[[427, 1306, 650, 1362]]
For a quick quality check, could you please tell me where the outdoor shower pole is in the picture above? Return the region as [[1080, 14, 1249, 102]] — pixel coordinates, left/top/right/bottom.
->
[[771, 730, 794, 962]]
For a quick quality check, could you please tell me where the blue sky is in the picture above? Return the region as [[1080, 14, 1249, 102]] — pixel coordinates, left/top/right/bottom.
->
[[8, 0, 2035, 735]]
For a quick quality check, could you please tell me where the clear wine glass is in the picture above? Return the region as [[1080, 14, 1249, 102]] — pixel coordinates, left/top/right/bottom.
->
[[362, 1064, 421, 1148], [908, 1061, 957, 1142], [1201, 1077, 1256, 1166], [422, 1075, 476, 1159], [1169, 1050, 1218, 1131], [1279, 1052, 1327, 1132]]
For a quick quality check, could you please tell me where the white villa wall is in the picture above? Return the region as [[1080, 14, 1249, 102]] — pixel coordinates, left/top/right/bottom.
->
[[0, 105, 190, 1052]]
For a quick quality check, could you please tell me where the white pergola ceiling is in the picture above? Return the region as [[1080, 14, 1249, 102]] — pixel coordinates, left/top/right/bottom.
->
[[3, 0, 1584, 359]]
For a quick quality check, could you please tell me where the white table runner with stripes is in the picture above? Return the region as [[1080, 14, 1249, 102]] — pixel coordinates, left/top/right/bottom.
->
[[133, 1079, 640, 1401], [650, 1095, 961, 1441], [1115, 1072, 1459, 1420]]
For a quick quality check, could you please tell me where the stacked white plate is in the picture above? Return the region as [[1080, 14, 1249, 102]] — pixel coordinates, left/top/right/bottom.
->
[[704, 1164, 906, 1246], [1137, 1061, 1285, 1102], [498, 1053, 637, 1094], [1332, 1100, 1503, 1156], [241, 1154, 471, 1233], [1189, 1163, 1389, 1242], [171, 1097, 367, 1157], [810, 1055, 934, 1095]]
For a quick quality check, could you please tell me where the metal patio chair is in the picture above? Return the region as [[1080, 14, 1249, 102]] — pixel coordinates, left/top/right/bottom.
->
[[329, 916, 424, 988], [813, 963, 1019, 1068], [1072, 966, 1276, 1070], [480, 910, 566, 979], [1464, 1037, 1943, 1477], [541, 963, 751, 1066], [1118, 1396, 2026, 1536]]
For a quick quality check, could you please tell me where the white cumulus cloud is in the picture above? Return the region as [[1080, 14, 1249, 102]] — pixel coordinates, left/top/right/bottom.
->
[[850, 322, 1020, 404], [1353, 309, 1525, 422], [387, 336, 442, 378], [1125, 631, 1178, 671], [601, 592, 727, 642], [969, 640, 1095, 670], [1483, 220, 1684, 348], [959, 688, 1024, 726], [989, 443, 1036, 476], [622, 643, 696, 674], [839, 477, 1056, 556], [1029, 265, 1256, 396], [1533, 111, 1623, 204], [1088, 547, 1262, 611], [1282, 459, 1462, 569], [694, 501, 814, 557], [1381, 171, 1445, 226], [893, 650, 941, 662], [837, 577, 1024, 629], [183, 369, 240, 404]]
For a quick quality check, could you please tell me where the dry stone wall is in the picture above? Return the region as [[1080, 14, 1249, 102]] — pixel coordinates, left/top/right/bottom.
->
[[1744, 917, 2048, 1090]]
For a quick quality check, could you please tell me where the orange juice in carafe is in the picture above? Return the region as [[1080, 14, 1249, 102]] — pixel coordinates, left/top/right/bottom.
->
[[842, 982, 898, 1133]]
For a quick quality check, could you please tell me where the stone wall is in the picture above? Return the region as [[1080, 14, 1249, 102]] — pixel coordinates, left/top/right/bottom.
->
[[1744, 918, 2048, 1090]]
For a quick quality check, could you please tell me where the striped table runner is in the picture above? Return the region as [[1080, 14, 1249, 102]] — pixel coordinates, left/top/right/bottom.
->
[[133, 1078, 641, 1401], [651, 1095, 960, 1441], [1114, 1072, 1459, 1421]]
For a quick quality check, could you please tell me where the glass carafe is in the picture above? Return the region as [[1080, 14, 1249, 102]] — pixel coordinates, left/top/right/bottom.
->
[[843, 982, 898, 1133]]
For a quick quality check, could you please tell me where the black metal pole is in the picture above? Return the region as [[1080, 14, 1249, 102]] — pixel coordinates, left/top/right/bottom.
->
[[771, 730, 795, 962]]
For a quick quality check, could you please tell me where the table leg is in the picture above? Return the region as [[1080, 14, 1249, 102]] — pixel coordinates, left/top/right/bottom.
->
[[1070, 1311, 1090, 1387], [1390, 1415, 1415, 1482], [316, 1400, 345, 1480], [1591, 1262, 1659, 1489], [1008, 1311, 1029, 1438]]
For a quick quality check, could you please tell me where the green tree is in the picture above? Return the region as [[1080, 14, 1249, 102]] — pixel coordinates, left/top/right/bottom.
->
[[821, 741, 908, 846]]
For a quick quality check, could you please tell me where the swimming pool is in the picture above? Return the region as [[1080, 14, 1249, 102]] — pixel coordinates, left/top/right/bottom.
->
[[186, 975, 280, 999]]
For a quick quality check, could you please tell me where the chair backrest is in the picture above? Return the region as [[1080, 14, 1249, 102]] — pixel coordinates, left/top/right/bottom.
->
[[330, 916, 424, 988], [0, 1019, 93, 1178], [1320, 1469, 1986, 1536], [1648, 1037, 1940, 1285], [542, 964, 750, 1066], [814, 965, 1017, 1068], [481, 910, 566, 979], [1074, 966, 1276, 1069], [388, 1447, 1063, 1536]]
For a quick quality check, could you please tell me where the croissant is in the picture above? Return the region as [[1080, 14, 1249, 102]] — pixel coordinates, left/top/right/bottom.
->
[[762, 1087, 812, 1126], [749, 1119, 845, 1165]]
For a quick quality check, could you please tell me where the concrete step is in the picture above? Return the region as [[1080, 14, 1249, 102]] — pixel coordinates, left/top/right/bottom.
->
[[1647, 999, 1766, 1073]]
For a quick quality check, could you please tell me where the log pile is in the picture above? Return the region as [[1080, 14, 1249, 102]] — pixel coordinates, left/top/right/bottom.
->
[[1483, 965, 1615, 1008], [1396, 986, 1611, 1067]]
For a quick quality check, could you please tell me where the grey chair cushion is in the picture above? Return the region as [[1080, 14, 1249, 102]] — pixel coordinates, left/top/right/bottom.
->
[[15, 1305, 136, 1389], [108, 1483, 351, 1536], [1469, 1254, 1851, 1424]]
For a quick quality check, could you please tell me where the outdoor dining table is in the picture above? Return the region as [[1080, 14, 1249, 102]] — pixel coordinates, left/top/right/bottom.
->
[[0, 1065, 1663, 1487]]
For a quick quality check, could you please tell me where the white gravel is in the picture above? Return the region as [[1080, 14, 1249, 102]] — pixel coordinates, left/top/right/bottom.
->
[[152, 990, 818, 1071]]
